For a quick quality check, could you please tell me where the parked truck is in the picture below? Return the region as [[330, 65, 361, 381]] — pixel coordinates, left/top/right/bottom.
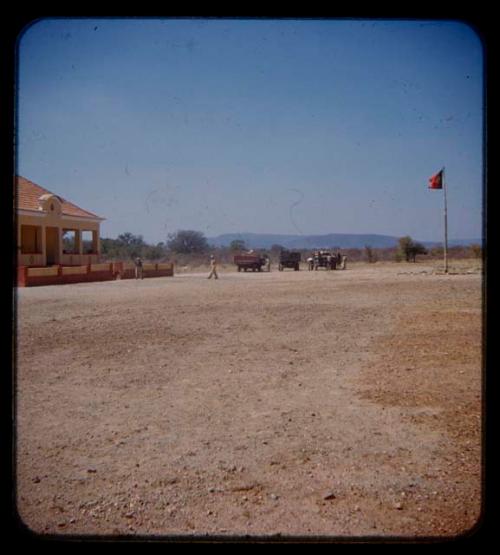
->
[[278, 250, 301, 271], [234, 253, 268, 272], [309, 250, 338, 270]]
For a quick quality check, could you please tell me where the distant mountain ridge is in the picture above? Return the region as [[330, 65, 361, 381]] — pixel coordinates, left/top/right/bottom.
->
[[208, 232, 481, 250]]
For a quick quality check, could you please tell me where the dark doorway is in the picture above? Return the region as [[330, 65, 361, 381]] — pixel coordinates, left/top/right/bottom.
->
[[46, 227, 59, 265]]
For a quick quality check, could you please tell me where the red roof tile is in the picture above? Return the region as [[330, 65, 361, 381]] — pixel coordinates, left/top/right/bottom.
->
[[16, 176, 104, 220]]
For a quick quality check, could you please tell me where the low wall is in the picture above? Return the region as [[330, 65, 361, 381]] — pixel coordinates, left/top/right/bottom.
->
[[91, 263, 112, 272], [18, 262, 174, 287], [113, 262, 174, 280], [18, 253, 44, 267], [62, 265, 88, 276], [27, 266, 59, 277], [61, 253, 100, 266], [154, 263, 175, 278], [112, 262, 135, 279]]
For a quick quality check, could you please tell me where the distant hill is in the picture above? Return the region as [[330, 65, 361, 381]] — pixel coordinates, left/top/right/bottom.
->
[[208, 232, 482, 250], [209, 232, 399, 249]]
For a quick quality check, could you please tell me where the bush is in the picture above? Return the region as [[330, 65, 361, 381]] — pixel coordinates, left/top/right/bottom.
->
[[166, 230, 209, 254], [398, 236, 427, 262], [365, 245, 378, 263]]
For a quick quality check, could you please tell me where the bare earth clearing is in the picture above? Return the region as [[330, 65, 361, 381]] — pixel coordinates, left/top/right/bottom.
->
[[15, 260, 483, 540]]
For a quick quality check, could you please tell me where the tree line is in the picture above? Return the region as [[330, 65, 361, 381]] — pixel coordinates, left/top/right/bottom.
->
[[100, 230, 214, 261], [100, 230, 482, 264]]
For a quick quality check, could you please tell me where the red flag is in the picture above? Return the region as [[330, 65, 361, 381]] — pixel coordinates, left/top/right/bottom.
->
[[428, 170, 443, 189]]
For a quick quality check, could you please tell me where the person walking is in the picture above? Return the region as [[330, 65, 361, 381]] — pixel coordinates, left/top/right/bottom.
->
[[207, 254, 218, 279], [134, 256, 143, 279]]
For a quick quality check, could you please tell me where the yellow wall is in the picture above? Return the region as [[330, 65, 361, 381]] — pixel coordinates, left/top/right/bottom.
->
[[90, 263, 111, 272], [61, 253, 100, 266], [61, 265, 88, 275], [122, 262, 135, 270], [18, 211, 101, 267], [27, 266, 59, 277], [157, 263, 174, 271]]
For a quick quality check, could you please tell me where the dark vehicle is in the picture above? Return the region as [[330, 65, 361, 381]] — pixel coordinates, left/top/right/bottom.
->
[[234, 253, 268, 272], [278, 250, 301, 271], [311, 250, 337, 270]]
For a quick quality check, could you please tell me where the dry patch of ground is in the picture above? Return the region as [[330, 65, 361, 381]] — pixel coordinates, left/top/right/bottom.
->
[[357, 300, 482, 536], [15, 261, 483, 540]]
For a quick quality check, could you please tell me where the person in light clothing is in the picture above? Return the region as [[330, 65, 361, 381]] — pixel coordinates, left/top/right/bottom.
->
[[207, 255, 218, 279]]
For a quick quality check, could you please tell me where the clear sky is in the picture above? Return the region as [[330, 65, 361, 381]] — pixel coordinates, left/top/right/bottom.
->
[[16, 18, 484, 244]]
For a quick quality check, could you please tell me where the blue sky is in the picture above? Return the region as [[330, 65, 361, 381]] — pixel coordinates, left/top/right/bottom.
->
[[16, 18, 484, 243]]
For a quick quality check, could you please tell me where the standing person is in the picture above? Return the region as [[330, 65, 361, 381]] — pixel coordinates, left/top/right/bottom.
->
[[134, 256, 143, 280], [341, 254, 347, 270], [265, 256, 271, 272], [207, 254, 218, 280]]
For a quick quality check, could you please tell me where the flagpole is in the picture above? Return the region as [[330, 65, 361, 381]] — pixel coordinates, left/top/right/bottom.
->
[[443, 166, 448, 273]]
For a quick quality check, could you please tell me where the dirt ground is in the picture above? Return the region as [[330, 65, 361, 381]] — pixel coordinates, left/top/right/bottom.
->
[[14, 260, 483, 541]]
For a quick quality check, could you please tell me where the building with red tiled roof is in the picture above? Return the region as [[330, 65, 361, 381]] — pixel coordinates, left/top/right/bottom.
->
[[16, 176, 105, 267]]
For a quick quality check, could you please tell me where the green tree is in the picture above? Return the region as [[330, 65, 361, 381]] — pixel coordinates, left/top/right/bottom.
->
[[364, 244, 377, 263], [398, 236, 427, 262], [229, 239, 247, 252], [116, 232, 146, 258], [100, 233, 145, 260], [409, 242, 427, 262], [116, 232, 144, 246], [100, 238, 117, 259], [167, 230, 209, 254], [143, 243, 166, 261], [398, 236, 413, 262]]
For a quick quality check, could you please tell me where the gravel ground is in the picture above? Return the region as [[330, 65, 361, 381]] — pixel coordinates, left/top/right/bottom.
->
[[14, 260, 483, 541]]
